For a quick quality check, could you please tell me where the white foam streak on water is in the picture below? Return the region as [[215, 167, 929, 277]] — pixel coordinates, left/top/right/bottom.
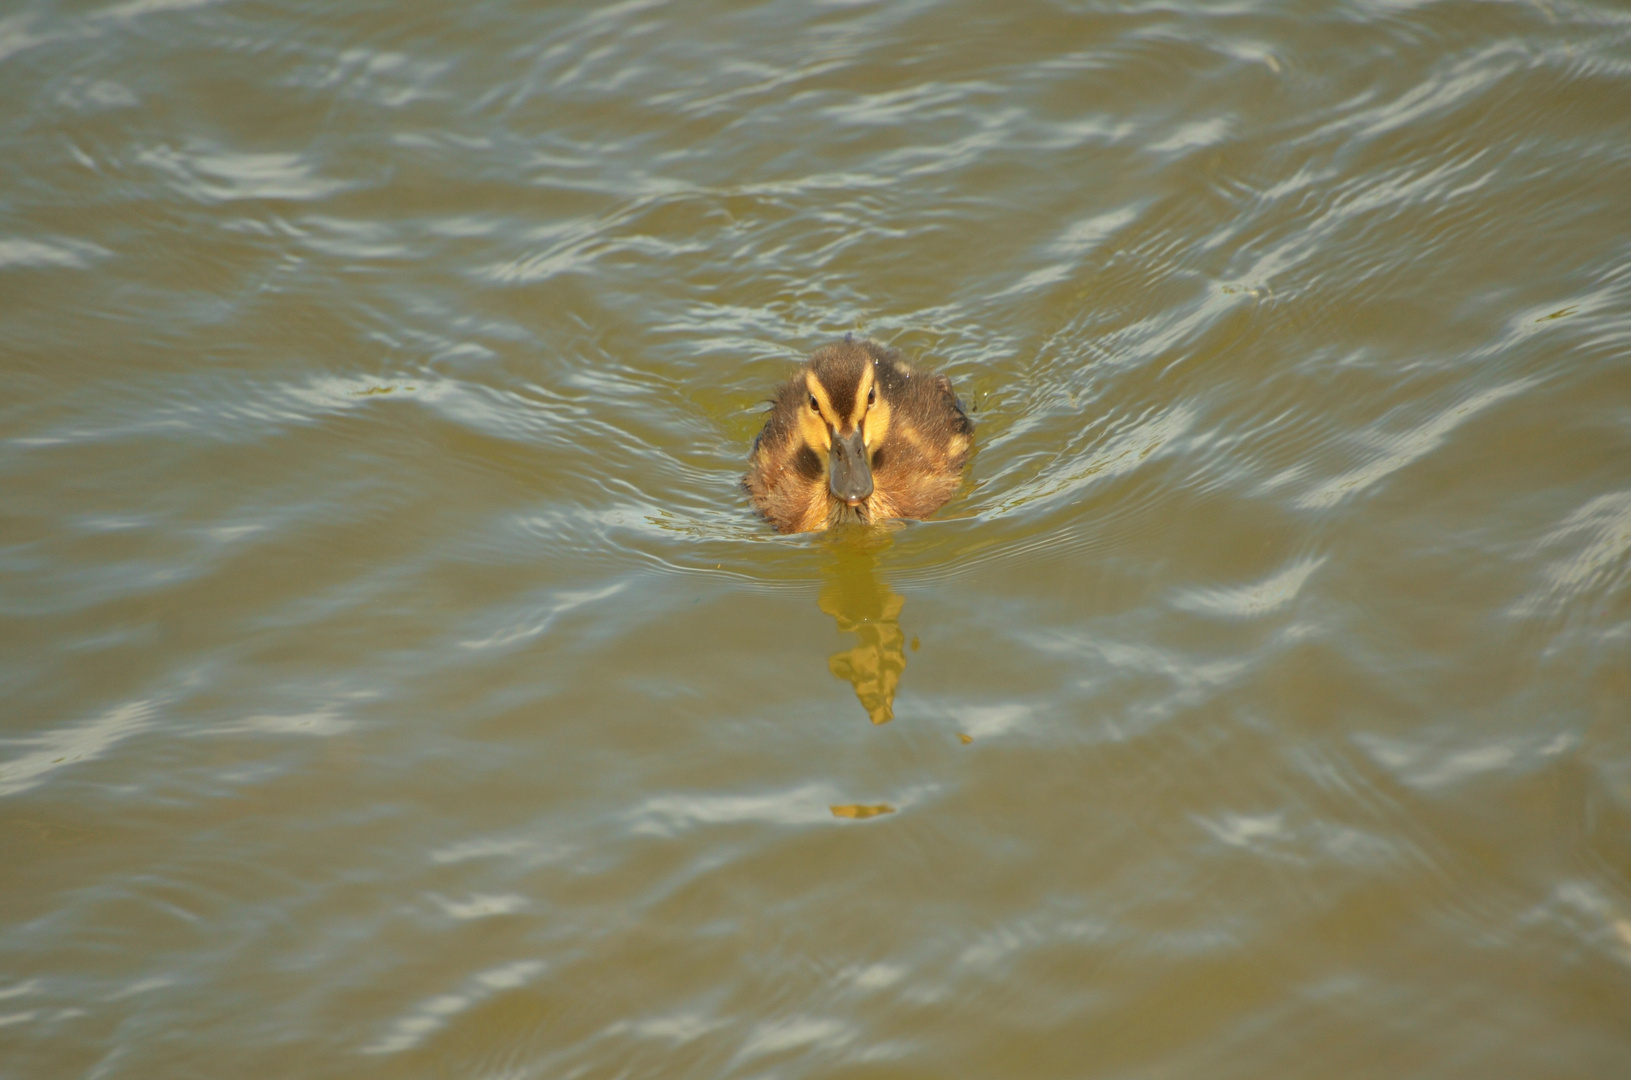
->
[[0, 237, 110, 269], [1511, 491, 1631, 618], [362, 961, 547, 1055], [1296, 378, 1539, 510], [1174, 556, 1325, 618], [0, 700, 159, 798]]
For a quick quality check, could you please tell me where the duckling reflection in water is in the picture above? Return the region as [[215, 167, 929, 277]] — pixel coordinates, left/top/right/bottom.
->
[[744, 337, 973, 533], [819, 533, 909, 725]]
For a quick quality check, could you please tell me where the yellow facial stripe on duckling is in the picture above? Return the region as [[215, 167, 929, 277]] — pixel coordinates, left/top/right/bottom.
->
[[804, 373, 836, 428], [861, 377, 890, 451], [799, 374, 835, 456], [848, 363, 876, 431]]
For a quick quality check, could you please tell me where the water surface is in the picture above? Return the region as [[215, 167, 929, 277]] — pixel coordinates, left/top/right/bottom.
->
[[3, 0, 1630, 1076]]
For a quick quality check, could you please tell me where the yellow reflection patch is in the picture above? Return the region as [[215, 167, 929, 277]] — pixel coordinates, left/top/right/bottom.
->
[[830, 803, 895, 820]]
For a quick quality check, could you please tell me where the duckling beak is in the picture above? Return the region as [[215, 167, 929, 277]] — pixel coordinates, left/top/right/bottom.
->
[[829, 428, 874, 506]]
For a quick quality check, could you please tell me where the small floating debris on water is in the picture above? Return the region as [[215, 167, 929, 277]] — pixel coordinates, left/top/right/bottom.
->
[[831, 803, 895, 820], [957, 733, 973, 745], [352, 385, 417, 396]]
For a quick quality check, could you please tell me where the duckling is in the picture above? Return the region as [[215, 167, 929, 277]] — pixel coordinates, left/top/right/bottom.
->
[[745, 338, 974, 533]]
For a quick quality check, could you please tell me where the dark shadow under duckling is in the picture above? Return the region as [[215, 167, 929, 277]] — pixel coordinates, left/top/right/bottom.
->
[[745, 338, 973, 533]]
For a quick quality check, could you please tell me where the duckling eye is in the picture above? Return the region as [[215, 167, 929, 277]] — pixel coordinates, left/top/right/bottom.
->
[[867, 387, 876, 406], [808, 393, 819, 413]]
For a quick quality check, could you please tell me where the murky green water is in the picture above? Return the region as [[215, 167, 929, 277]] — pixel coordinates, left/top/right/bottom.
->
[[4, 0, 1630, 1075]]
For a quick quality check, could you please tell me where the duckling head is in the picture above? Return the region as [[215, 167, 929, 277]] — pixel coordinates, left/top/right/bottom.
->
[[797, 341, 892, 514]]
